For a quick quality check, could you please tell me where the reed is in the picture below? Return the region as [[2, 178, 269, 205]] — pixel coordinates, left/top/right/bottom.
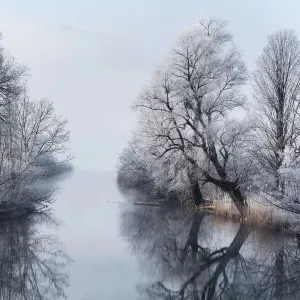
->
[[213, 196, 297, 231]]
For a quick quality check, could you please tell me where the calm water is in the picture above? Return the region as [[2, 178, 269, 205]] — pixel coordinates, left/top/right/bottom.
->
[[3, 170, 300, 299]]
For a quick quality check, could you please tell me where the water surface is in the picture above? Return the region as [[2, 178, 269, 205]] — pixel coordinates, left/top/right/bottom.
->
[[3, 170, 300, 299]]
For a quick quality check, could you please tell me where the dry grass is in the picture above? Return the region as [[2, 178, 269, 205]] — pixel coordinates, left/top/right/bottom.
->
[[212, 195, 299, 232]]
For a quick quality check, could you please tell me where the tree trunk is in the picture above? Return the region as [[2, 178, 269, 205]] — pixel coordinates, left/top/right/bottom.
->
[[274, 246, 284, 300], [192, 181, 205, 207], [296, 232, 300, 251], [204, 173, 248, 217], [188, 167, 205, 207], [181, 211, 205, 264], [205, 224, 252, 299], [227, 186, 249, 218]]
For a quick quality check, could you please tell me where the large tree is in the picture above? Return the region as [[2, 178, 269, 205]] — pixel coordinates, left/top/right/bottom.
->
[[252, 29, 300, 190], [135, 18, 250, 216]]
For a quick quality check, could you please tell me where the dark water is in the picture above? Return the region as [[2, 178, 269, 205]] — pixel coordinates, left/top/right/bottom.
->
[[3, 170, 300, 299]]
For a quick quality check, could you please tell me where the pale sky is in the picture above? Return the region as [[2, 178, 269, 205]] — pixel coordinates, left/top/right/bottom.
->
[[0, 0, 300, 171]]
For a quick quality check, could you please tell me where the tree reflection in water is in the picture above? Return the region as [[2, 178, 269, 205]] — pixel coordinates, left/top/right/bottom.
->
[[0, 213, 70, 300], [120, 206, 300, 299]]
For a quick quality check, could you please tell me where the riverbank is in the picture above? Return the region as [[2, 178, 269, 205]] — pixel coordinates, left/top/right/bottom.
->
[[212, 196, 300, 233]]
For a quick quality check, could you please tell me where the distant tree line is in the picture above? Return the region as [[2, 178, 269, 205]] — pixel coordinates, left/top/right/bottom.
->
[[118, 17, 300, 217], [0, 33, 71, 216]]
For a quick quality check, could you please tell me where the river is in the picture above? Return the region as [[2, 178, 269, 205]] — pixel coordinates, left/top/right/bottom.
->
[[2, 170, 300, 299]]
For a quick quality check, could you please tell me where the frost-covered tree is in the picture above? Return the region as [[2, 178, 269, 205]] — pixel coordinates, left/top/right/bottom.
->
[[117, 136, 156, 193], [0, 34, 71, 215], [252, 29, 300, 190], [134, 18, 250, 216], [117, 132, 195, 205], [13, 97, 69, 167], [0, 35, 70, 178], [0, 34, 27, 112]]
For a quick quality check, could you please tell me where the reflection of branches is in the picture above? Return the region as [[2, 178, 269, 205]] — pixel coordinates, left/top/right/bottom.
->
[[179, 224, 252, 300], [180, 212, 206, 264], [121, 203, 300, 299], [0, 214, 70, 300]]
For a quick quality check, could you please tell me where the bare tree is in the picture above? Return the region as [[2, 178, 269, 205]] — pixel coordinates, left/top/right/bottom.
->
[[0, 96, 70, 190], [135, 18, 250, 216], [117, 137, 155, 192], [0, 34, 72, 215], [14, 97, 70, 166], [0, 34, 27, 120], [0, 35, 70, 175], [252, 29, 300, 189]]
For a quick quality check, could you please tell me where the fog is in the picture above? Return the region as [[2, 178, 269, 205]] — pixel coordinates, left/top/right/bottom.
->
[[1, 0, 300, 171]]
